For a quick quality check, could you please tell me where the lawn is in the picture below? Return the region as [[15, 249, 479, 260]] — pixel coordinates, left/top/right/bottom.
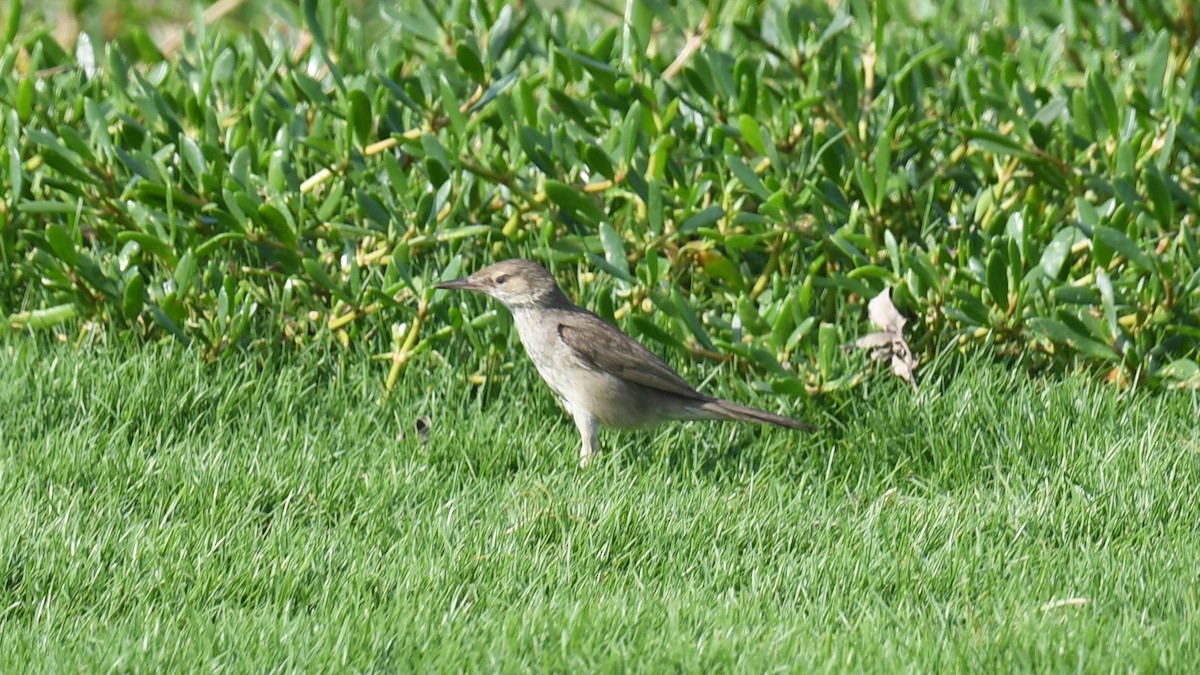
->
[[1, 339, 1196, 671]]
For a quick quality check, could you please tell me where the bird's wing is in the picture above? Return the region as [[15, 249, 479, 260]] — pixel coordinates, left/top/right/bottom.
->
[[556, 312, 706, 401]]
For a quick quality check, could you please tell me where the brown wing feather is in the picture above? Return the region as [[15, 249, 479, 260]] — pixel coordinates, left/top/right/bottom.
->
[[556, 312, 707, 401]]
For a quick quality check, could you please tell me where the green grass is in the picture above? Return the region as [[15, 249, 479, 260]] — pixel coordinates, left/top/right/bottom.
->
[[2, 338, 1197, 671]]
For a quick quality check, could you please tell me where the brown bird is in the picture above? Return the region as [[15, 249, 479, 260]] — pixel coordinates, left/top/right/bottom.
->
[[436, 259, 810, 466]]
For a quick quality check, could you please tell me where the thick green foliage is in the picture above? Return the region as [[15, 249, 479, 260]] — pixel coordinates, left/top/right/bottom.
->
[[1, 0, 1198, 389]]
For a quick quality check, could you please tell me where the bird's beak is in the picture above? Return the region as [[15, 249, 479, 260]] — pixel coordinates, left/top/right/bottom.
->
[[434, 277, 479, 291]]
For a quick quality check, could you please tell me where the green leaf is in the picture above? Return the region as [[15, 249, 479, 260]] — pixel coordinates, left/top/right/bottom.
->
[[1087, 69, 1119, 139], [123, 274, 145, 320], [1039, 226, 1080, 279], [4, 0, 20, 47], [488, 5, 514, 61], [8, 138, 23, 199], [456, 43, 486, 84], [16, 77, 33, 123], [671, 287, 713, 351], [180, 134, 206, 184], [1145, 30, 1170, 104], [115, 147, 155, 180], [293, 71, 332, 106], [986, 249, 1008, 309], [846, 265, 893, 281], [1051, 285, 1100, 305], [1142, 166, 1174, 228], [517, 125, 553, 174], [736, 297, 770, 336], [302, 0, 345, 92], [699, 251, 745, 293], [421, 133, 452, 186], [738, 114, 765, 156], [769, 295, 797, 351], [619, 101, 643, 166], [1158, 359, 1200, 388], [26, 128, 93, 183], [433, 224, 494, 242], [1095, 268, 1117, 339], [146, 300, 190, 344], [17, 201, 75, 214], [11, 304, 76, 330], [681, 205, 724, 233], [45, 224, 78, 267], [348, 89, 372, 146], [768, 376, 807, 397], [962, 127, 1033, 160], [589, 253, 635, 285], [582, 143, 613, 180], [906, 249, 942, 296], [116, 232, 178, 266], [1093, 225, 1154, 272], [638, 0, 684, 30], [303, 258, 355, 305], [1032, 98, 1067, 127], [725, 154, 770, 199], [630, 316, 682, 354], [437, 75, 467, 138], [818, 323, 839, 379], [173, 249, 197, 297], [57, 126, 94, 163], [854, 162, 875, 209], [873, 125, 892, 213], [548, 89, 596, 131], [950, 289, 989, 325], [1030, 318, 1118, 361], [739, 344, 790, 378], [193, 232, 245, 258], [598, 222, 628, 277], [545, 180, 604, 225], [260, 203, 298, 248], [217, 283, 231, 324]]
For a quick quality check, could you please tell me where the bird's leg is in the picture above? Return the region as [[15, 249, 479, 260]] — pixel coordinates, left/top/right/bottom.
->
[[573, 411, 600, 468]]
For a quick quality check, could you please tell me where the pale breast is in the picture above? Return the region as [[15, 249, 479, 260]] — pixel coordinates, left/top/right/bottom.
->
[[510, 308, 676, 429], [511, 308, 579, 401]]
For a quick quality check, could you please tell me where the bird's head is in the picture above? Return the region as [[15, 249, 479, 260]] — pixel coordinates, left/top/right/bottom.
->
[[435, 258, 567, 310]]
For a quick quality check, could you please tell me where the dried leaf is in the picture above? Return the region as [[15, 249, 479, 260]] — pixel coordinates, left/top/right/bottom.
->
[[855, 289, 918, 392], [855, 332, 898, 350], [867, 288, 907, 335]]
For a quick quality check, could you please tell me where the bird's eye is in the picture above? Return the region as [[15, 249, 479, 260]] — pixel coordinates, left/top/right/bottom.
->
[[495, 274, 509, 284]]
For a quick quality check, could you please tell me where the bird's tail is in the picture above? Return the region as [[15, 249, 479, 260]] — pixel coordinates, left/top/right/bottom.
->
[[697, 399, 813, 431]]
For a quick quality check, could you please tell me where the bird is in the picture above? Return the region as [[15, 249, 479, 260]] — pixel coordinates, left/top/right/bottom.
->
[[435, 258, 810, 467]]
